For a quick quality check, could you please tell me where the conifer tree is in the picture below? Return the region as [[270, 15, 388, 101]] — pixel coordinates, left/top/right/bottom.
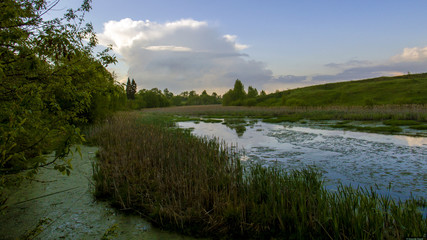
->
[[131, 79, 137, 99], [126, 78, 132, 99]]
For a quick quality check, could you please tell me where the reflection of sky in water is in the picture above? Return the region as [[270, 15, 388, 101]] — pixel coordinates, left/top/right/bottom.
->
[[178, 121, 427, 201]]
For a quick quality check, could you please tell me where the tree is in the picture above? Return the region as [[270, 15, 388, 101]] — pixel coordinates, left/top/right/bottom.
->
[[247, 86, 259, 98], [131, 78, 137, 99], [222, 79, 247, 106], [0, 0, 117, 209], [126, 78, 137, 100], [126, 78, 131, 99]]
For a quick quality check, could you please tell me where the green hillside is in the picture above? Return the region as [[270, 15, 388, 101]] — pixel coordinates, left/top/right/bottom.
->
[[257, 73, 427, 106]]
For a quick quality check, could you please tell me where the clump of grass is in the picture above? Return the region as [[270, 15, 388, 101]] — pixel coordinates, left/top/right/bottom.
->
[[89, 112, 426, 239], [410, 125, 427, 130], [262, 115, 303, 123], [201, 119, 223, 123], [330, 124, 403, 134], [383, 119, 421, 126]]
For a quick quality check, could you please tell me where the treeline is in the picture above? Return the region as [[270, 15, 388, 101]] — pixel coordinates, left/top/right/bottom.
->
[[0, 0, 127, 208], [222, 79, 266, 106], [125, 80, 221, 109]]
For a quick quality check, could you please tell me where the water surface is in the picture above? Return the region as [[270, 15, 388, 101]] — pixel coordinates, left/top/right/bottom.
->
[[178, 120, 427, 201]]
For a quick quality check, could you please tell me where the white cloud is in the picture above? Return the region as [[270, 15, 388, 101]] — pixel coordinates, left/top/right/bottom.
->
[[391, 46, 427, 62], [145, 45, 192, 52], [98, 18, 270, 93], [223, 34, 249, 50]]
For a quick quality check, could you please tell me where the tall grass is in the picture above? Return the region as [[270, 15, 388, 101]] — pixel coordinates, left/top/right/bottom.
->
[[89, 112, 426, 239], [143, 104, 427, 122]]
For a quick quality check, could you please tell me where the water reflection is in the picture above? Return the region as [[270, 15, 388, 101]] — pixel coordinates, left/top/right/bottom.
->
[[178, 120, 427, 201]]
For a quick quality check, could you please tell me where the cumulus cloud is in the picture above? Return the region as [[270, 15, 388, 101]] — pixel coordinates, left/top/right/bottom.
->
[[98, 18, 271, 93], [391, 46, 427, 62]]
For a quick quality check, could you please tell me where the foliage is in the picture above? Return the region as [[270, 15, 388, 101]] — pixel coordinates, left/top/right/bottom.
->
[[126, 88, 221, 109], [125, 77, 137, 100], [223, 79, 247, 106], [90, 112, 426, 239], [0, 0, 122, 209]]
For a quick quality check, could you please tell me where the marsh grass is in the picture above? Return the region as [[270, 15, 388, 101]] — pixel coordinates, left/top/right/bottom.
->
[[144, 104, 427, 122], [89, 112, 426, 239]]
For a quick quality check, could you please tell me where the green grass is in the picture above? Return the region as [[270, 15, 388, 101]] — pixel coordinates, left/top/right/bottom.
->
[[383, 119, 421, 126], [331, 124, 403, 134], [254, 73, 427, 107], [262, 115, 303, 123], [144, 105, 427, 122], [89, 112, 426, 239], [410, 125, 427, 130]]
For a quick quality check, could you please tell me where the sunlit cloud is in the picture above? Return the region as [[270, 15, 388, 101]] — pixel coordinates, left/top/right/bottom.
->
[[223, 34, 249, 50], [145, 45, 192, 52], [98, 18, 274, 93], [391, 46, 427, 62]]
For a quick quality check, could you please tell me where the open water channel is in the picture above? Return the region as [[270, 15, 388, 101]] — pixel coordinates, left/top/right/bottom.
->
[[178, 119, 427, 201]]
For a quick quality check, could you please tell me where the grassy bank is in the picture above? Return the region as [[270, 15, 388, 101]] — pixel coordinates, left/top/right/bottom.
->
[[255, 73, 427, 107], [88, 112, 426, 239], [143, 104, 427, 121]]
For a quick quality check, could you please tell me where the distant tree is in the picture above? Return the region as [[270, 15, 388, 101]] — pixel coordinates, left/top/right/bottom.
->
[[131, 79, 137, 99], [247, 86, 258, 98], [126, 78, 137, 100], [222, 79, 247, 106], [260, 90, 267, 97], [233, 79, 246, 100], [163, 88, 173, 99], [126, 78, 132, 99]]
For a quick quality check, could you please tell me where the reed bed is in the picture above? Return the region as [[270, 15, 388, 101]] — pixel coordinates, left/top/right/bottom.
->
[[143, 104, 427, 121], [89, 112, 426, 239]]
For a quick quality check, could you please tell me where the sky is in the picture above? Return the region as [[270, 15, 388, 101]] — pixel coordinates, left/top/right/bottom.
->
[[49, 0, 427, 94]]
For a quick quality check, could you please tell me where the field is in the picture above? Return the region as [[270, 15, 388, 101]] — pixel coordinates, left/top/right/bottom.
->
[[88, 111, 426, 239], [254, 73, 427, 106]]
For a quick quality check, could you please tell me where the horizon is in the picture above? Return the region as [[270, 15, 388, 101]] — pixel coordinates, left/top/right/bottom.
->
[[48, 0, 427, 94]]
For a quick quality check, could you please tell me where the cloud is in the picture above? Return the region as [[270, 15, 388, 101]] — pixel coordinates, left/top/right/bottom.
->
[[325, 60, 373, 69], [391, 46, 427, 62], [98, 18, 270, 93], [223, 34, 250, 50], [313, 46, 427, 83], [98, 18, 427, 94]]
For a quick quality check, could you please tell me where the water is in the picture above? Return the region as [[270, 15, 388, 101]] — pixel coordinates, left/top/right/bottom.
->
[[178, 120, 427, 201], [0, 146, 196, 240]]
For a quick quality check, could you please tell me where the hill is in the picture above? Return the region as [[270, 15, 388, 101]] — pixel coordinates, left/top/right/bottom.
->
[[255, 73, 427, 106]]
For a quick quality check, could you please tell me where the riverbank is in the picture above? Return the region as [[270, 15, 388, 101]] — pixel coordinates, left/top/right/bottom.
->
[[143, 105, 427, 136], [89, 112, 426, 239], [0, 145, 194, 240]]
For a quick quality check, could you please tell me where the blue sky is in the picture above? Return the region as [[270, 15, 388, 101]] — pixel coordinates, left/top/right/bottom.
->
[[51, 0, 427, 93]]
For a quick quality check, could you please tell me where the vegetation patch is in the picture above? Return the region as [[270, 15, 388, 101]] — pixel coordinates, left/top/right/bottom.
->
[[331, 124, 403, 134], [89, 112, 426, 239], [221, 74, 427, 107], [262, 115, 303, 123], [410, 125, 427, 130], [383, 119, 422, 126]]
